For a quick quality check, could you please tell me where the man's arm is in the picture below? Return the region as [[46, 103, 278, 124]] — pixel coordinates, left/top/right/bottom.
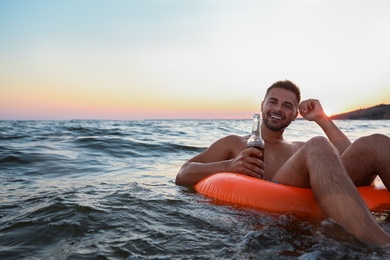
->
[[175, 135, 264, 186], [299, 99, 351, 154]]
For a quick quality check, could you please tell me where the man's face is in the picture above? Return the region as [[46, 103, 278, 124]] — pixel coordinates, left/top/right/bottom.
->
[[261, 88, 299, 131]]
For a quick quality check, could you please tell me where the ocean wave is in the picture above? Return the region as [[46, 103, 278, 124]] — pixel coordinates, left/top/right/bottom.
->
[[1, 120, 390, 259]]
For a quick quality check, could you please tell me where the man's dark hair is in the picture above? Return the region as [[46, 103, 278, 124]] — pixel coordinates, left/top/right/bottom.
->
[[265, 80, 301, 103]]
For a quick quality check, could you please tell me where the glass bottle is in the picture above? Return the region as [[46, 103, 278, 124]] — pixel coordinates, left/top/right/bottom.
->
[[247, 114, 265, 161]]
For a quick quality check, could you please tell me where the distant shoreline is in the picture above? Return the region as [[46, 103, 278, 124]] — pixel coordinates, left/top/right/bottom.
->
[[1, 104, 390, 121], [330, 104, 390, 120]]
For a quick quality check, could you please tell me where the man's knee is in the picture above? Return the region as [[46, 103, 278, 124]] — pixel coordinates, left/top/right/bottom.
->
[[305, 136, 337, 153], [297, 136, 340, 162], [359, 133, 389, 143], [354, 134, 390, 149]]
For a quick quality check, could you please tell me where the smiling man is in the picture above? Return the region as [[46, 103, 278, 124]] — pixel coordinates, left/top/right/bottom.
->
[[175, 80, 390, 247]]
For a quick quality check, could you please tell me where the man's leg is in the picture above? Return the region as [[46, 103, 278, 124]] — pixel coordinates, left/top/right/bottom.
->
[[342, 134, 390, 189], [271, 136, 390, 246]]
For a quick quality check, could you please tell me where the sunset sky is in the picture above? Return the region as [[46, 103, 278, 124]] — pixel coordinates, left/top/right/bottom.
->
[[1, 0, 390, 120]]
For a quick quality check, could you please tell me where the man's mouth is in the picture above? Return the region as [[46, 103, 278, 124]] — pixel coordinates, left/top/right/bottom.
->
[[269, 114, 283, 120]]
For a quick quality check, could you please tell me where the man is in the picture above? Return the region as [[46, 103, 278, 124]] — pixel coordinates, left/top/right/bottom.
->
[[175, 80, 390, 247]]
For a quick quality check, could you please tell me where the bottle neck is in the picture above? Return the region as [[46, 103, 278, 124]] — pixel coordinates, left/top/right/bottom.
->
[[251, 114, 261, 134]]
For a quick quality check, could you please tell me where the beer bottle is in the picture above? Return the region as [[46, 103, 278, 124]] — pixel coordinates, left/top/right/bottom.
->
[[247, 114, 265, 161]]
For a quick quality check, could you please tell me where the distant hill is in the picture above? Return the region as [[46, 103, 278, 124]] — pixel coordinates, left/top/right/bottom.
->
[[330, 104, 390, 120]]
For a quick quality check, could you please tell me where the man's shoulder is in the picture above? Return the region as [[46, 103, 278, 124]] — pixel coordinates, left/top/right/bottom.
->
[[214, 135, 247, 158], [212, 134, 247, 148], [222, 134, 247, 143]]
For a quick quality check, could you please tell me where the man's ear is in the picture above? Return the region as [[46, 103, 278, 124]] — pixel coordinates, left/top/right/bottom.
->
[[261, 101, 264, 112]]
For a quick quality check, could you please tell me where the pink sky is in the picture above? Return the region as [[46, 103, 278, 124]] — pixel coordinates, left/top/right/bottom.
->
[[1, 1, 390, 120]]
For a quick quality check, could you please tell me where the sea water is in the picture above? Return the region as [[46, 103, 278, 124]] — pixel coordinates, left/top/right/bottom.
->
[[0, 119, 389, 259]]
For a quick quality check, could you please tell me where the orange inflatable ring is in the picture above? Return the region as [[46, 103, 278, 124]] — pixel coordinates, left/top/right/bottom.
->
[[195, 172, 390, 219]]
